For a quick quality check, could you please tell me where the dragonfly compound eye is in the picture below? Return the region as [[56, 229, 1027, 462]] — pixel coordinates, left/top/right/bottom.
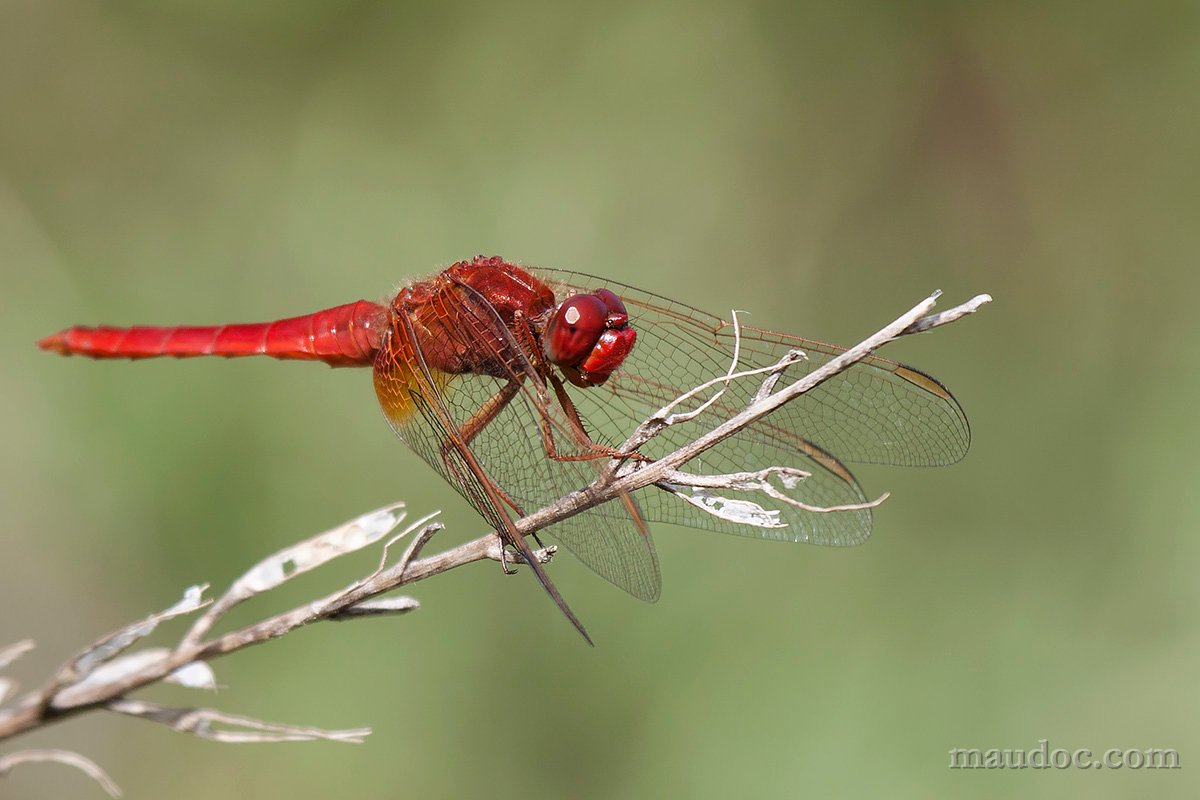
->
[[545, 294, 609, 367], [594, 287, 628, 317]]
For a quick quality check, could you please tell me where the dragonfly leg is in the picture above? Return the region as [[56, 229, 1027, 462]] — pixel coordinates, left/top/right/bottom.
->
[[548, 372, 651, 463], [511, 312, 649, 468], [436, 379, 528, 519], [427, 374, 573, 587]]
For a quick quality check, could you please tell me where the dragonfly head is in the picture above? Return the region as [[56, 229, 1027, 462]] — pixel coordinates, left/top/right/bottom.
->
[[544, 288, 637, 388]]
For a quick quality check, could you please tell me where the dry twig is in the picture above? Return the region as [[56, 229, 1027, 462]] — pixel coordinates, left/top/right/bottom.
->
[[0, 748, 122, 797]]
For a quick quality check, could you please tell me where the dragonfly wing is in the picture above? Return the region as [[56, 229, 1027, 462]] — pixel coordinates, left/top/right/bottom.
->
[[536, 268, 970, 468], [529, 267, 971, 545]]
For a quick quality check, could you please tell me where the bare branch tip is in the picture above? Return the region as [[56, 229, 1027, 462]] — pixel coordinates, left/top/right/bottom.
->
[[108, 700, 371, 745], [0, 640, 35, 671], [330, 597, 421, 621], [0, 749, 122, 797]]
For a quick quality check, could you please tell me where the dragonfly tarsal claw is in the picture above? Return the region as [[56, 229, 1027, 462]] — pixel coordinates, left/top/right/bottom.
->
[[494, 542, 557, 576], [499, 546, 518, 575], [514, 544, 557, 566]]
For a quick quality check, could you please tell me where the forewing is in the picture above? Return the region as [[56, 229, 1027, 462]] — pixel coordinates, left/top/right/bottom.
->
[[531, 268, 972, 546]]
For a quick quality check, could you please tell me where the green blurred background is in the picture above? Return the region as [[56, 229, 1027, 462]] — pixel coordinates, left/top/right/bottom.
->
[[2, 2, 1196, 797]]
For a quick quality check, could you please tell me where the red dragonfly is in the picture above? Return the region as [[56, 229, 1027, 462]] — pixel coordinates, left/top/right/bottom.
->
[[39, 255, 969, 642]]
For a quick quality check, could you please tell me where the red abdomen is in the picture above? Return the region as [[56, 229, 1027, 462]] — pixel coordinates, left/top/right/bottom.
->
[[39, 300, 388, 367]]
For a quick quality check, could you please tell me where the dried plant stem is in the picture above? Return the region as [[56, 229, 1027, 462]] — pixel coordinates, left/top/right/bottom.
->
[[0, 526, 532, 742], [0, 749, 121, 797]]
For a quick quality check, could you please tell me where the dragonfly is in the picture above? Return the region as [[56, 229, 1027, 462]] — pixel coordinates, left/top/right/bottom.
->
[[39, 255, 970, 642]]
